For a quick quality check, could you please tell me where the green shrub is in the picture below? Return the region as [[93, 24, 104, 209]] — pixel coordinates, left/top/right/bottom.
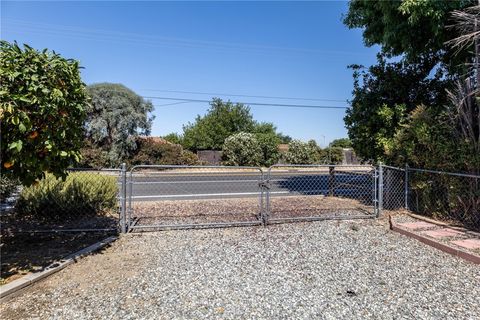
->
[[319, 147, 344, 164], [0, 176, 18, 201], [222, 132, 262, 166], [129, 137, 200, 166], [16, 172, 118, 220], [255, 132, 281, 167], [282, 140, 320, 164]]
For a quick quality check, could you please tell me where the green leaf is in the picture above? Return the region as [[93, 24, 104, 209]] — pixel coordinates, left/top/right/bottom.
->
[[19, 96, 31, 103], [9, 140, 23, 152], [60, 151, 68, 157], [19, 122, 26, 133]]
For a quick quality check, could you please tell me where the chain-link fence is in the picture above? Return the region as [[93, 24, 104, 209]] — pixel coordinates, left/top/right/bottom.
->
[[127, 165, 265, 231], [381, 165, 407, 211], [3, 164, 477, 233], [2, 168, 122, 233], [266, 165, 378, 223], [1, 167, 123, 283], [407, 168, 480, 231]]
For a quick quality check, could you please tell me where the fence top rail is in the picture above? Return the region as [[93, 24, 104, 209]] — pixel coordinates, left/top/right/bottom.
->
[[407, 167, 480, 179], [67, 168, 121, 172], [269, 164, 374, 168], [130, 165, 264, 172], [381, 165, 405, 171]]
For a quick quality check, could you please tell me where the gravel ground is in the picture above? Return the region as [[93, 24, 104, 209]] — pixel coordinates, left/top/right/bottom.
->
[[1, 219, 479, 319], [133, 195, 373, 226]]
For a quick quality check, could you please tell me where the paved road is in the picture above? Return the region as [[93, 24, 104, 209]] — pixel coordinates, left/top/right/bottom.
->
[[128, 170, 374, 201]]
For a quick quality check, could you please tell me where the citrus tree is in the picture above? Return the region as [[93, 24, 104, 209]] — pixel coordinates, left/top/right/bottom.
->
[[0, 41, 88, 185]]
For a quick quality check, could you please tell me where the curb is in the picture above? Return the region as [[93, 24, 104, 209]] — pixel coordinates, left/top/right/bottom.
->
[[389, 217, 480, 265], [405, 212, 480, 237], [0, 235, 118, 299]]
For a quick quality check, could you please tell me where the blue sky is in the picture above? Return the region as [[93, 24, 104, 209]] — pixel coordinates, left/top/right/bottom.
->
[[1, 1, 378, 146]]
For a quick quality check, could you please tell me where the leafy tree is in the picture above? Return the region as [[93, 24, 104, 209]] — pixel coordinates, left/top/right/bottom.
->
[[0, 41, 88, 185], [255, 132, 281, 167], [343, 1, 477, 163], [222, 132, 262, 166], [78, 140, 109, 169], [162, 132, 184, 145], [282, 140, 320, 165], [252, 122, 277, 135], [344, 55, 449, 161], [182, 98, 256, 151], [329, 138, 352, 149], [387, 105, 458, 170], [344, 0, 474, 69], [85, 83, 154, 166], [277, 133, 293, 144], [319, 147, 344, 165]]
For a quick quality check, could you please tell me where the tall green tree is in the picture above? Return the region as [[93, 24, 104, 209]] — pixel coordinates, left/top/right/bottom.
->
[[343, 0, 476, 163], [329, 138, 352, 148], [0, 41, 88, 185], [182, 98, 256, 150], [344, 56, 449, 161], [85, 83, 154, 166], [344, 0, 474, 69], [162, 132, 184, 145], [182, 98, 289, 151]]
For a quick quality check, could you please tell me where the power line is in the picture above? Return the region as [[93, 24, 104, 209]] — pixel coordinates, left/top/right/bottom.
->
[[5, 19, 370, 57], [154, 101, 192, 107], [146, 96, 348, 109], [142, 89, 348, 103]]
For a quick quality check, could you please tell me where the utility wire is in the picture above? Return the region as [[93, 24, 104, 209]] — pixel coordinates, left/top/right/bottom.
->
[[153, 101, 192, 107], [145, 96, 348, 109], [5, 19, 369, 57], [142, 89, 347, 103]]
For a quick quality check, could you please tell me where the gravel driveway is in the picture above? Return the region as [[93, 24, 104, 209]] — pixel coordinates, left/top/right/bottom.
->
[[1, 219, 479, 319]]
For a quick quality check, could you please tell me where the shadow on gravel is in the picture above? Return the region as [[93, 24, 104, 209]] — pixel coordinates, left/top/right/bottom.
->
[[0, 212, 118, 285]]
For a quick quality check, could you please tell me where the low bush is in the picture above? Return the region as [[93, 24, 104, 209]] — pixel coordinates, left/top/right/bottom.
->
[[282, 140, 320, 164], [129, 137, 200, 166], [222, 132, 262, 166], [16, 172, 118, 220]]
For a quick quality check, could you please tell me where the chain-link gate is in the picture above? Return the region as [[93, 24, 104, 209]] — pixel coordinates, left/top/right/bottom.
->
[[265, 165, 379, 223], [126, 165, 266, 231]]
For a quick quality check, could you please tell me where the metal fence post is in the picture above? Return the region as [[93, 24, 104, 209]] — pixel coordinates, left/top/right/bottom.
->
[[120, 163, 127, 233], [374, 167, 378, 217], [378, 163, 383, 217], [328, 166, 335, 197], [405, 164, 409, 210], [264, 168, 271, 225]]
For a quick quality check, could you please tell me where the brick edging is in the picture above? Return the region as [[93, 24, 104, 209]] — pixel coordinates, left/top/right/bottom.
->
[[0, 235, 118, 299], [389, 217, 480, 265]]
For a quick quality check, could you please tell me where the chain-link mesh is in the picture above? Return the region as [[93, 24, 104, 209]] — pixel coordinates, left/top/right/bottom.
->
[[128, 166, 265, 231], [266, 165, 377, 222], [1, 168, 122, 283], [408, 169, 480, 231], [381, 166, 406, 211], [2, 168, 122, 233]]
